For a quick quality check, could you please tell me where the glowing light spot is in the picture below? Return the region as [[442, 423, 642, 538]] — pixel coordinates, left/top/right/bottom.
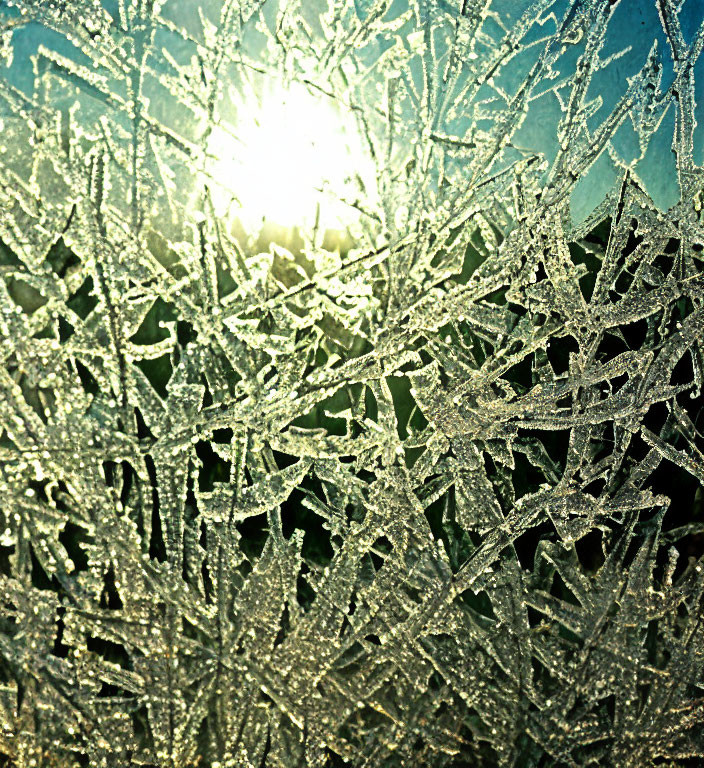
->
[[206, 81, 377, 234]]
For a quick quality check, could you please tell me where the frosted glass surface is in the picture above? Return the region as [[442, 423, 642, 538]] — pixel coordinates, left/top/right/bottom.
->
[[0, 1, 703, 766]]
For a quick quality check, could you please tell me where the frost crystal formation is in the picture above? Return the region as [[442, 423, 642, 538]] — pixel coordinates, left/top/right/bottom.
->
[[0, 0, 703, 766]]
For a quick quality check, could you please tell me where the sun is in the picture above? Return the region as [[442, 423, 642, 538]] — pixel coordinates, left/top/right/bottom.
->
[[205, 80, 377, 236]]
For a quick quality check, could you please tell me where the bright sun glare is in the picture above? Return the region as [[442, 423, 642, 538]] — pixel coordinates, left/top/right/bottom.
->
[[206, 81, 377, 235]]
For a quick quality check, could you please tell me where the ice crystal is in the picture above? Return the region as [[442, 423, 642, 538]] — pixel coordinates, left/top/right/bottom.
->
[[0, 0, 703, 766]]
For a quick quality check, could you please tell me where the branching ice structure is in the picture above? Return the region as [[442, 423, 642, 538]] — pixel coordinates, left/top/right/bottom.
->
[[0, 0, 703, 766]]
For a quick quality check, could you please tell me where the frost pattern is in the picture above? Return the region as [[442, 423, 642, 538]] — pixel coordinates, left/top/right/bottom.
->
[[0, 0, 703, 766]]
